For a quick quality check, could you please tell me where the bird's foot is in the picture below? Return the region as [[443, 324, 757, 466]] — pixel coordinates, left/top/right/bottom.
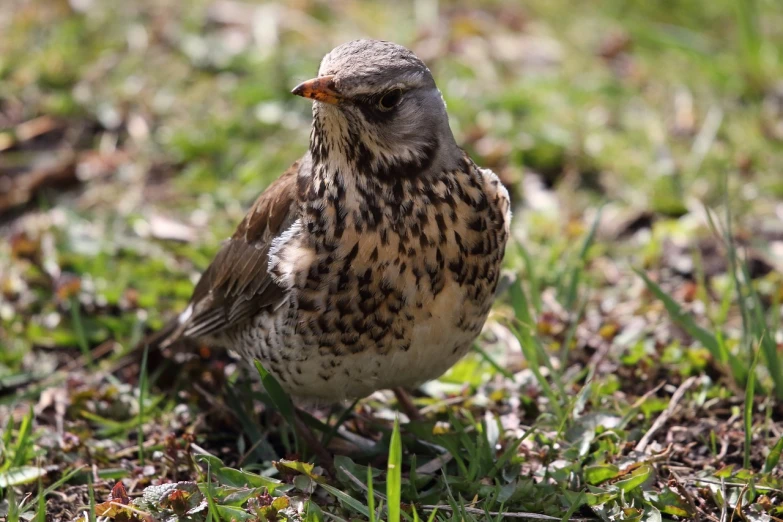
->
[[393, 387, 424, 422]]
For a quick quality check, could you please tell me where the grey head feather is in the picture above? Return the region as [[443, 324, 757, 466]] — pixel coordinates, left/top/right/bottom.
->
[[310, 39, 462, 180], [318, 39, 436, 94]]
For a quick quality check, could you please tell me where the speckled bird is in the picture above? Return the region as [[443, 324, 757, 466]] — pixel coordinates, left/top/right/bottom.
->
[[159, 40, 511, 403]]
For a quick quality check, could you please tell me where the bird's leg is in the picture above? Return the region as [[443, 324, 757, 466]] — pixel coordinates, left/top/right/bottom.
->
[[393, 387, 424, 422], [293, 410, 335, 476]]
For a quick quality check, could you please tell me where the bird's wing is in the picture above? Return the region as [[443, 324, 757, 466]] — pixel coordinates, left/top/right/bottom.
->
[[164, 160, 301, 344]]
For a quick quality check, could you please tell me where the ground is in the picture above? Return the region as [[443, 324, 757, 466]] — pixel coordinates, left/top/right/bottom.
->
[[1, 0, 783, 520]]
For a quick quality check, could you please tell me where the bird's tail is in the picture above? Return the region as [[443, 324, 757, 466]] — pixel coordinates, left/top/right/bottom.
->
[[136, 317, 181, 353]]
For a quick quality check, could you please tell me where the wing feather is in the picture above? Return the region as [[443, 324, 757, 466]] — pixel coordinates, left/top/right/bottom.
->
[[163, 161, 301, 345]]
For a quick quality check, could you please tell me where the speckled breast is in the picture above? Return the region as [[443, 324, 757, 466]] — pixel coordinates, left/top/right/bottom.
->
[[232, 161, 510, 402]]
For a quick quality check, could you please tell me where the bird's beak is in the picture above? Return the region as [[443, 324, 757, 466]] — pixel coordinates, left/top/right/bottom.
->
[[291, 75, 341, 105]]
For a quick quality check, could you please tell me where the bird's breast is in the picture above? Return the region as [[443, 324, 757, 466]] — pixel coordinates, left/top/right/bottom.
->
[[249, 161, 510, 401]]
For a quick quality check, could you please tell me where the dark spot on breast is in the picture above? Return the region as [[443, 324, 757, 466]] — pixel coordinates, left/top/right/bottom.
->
[[346, 242, 360, 263], [468, 216, 484, 231], [475, 193, 488, 211], [298, 296, 318, 312], [336, 298, 353, 315]]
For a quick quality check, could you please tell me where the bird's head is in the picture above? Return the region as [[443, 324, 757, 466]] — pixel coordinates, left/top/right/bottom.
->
[[292, 39, 459, 181]]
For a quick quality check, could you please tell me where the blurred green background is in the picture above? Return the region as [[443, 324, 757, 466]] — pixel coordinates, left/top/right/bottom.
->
[[3, 0, 782, 347]]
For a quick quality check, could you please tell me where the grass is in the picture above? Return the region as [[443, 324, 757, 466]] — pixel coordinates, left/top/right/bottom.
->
[[137, 343, 149, 465], [387, 417, 402, 522], [1, 0, 783, 520]]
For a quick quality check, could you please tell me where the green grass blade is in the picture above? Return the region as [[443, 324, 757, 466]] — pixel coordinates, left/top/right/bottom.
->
[[387, 416, 402, 522], [487, 422, 536, 479], [563, 206, 602, 310], [756, 328, 782, 399], [719, 173, 753, 363], [253, 361, 295, 422], [205, 462, 220, 522], [635, 269, 722, 361], [563, 265, 583, 314], [559, 295, 587, 371], [764, 436, 783, 473], [732, 0, 765, 93], [3, 414, 13, 447], [472, 344, 514, 380], [319, 482, 371, 517], [11, 406, 35, 468], [744, 346, 761, 469], [323, 399, 360, 447], [70, 297, 94, 370], [35, 472, 45, 522], [739, 259, 783, 398], [87, 473, 96, 522], [518, 243, 542, 314], [509, 274, 534, 327], [223, 383, 277, 462], [20, 467, 84, 513], [253, 360, 298, 453], [561, 491, 586, 522], [138, 343, 149, 465], [367, 464, 376, 522], [305, 500, 325, 521], [770, 288, 782, 340], [510, 323, 565, 421], [7, 487, 19, 522]]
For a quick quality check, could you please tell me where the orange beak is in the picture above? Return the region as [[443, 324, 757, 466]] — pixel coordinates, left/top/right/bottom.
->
[[291, 75, 341, 105]]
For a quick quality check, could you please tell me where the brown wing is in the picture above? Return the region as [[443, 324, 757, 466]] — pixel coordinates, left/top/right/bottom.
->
[[163, 161, 300, 345]]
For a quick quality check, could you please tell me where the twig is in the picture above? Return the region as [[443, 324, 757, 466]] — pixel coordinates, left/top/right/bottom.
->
[[335, 424, 376, 451], [729, 482, 749, 522], [238, 436, 273, 467], [190, 442, 219, 458], [419, 395, 468, 416], [619, 381, 666, 428], [711, 437, 729, 466], [420, 505, 595, 521], [669, 470, 701, 522], [63, 340, 118, 373], [0, 115, 62, 151], [108, 501, 152, 519], [113, 439, 158, 459], [634, 381, 667, 407], [192, 382, 223, 409], [679, 476, 783, 494], [635, 376, 697, 453], [416, 452, 454, 475]]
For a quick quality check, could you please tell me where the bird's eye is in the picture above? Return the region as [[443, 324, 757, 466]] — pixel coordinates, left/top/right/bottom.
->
[[378, 89, 403, 111]]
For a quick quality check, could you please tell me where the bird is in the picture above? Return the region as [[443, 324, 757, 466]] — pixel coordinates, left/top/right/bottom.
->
[[154, 39, 511, 408]]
